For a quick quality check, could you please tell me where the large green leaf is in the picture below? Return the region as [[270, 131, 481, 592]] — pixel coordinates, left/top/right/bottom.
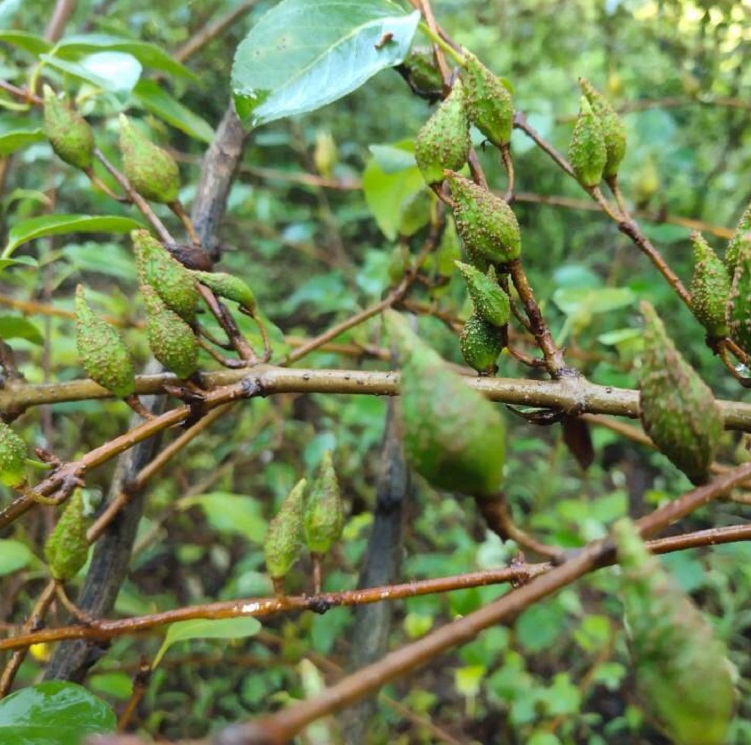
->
[[55, 34, 195, 80], [232, 0, 420, 127], [2, 214, 143, 259], [0, 30, 51, 56], [0, 681, 116, 744], [133, 80, 214, 143], [0, 316, 43, 345], [153, 617, 262, 668], [0, 130, 45, 156], [182, 492, 267, 543]]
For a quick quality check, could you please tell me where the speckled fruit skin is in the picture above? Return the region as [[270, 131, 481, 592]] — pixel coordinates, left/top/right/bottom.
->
[[724, 199, 751, 276], [689, 232, 729, 339], [464, 51, 514, 148], [119, 114, 180, 203], [614, 519, 736, 745], [43, 85, 94, 170], [133, 230, 199, 322], [192, 271, 256, 312], [447, 174, 521, 264], [45, 491, 89, 581], [142, 285, 198, 379], [0, 421, 26, 489], [568, 96, 607, 187], [387, 311, 506, 498], [455, 261, 510, 327], [579, 77, 626, 179], [638, 301, 722, 485], [265, 478, 306, 581], [727, 234, 751, 355], [75, 285, 136, 398], [460, 313, 505, 374], [415, 79, 470, 185], [303, 451, 343, 555]]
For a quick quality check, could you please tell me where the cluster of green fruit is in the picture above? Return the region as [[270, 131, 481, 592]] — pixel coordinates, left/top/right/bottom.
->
[[691, 208, 751, 352], [263, 451, 344, 595]]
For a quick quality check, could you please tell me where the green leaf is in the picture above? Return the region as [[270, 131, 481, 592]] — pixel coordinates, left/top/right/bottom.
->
[[133, 79, 214, 143], [55, 34, 195, 80], [61, 241, 135, 280], [0, 681, 116, 744], [232, 0, 420, 127], [153, 617, 262, 668], [552, 287, 636, 317], [0, 539, 34, 576], [183, 492, 267, 544], [3, 214, 144, 260], [363, 143, 426, 240], [0, 30, 51, 56], [77, 52, 142, 93], [0, 316, 43, 345], [38, 54, 112, 90], [0, 130, 46, 156]]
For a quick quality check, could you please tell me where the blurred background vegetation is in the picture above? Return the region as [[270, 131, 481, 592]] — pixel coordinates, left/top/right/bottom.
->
[[1, 0, 751, 742]]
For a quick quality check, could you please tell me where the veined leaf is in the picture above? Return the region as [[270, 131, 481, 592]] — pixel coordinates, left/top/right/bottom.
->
[[232, 0, 420, 127], [134, 79, 214, 143]]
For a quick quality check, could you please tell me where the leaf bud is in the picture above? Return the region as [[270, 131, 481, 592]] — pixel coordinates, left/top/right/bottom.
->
[[578, 77, 626, 179], [264, 478, 307, 587], [303, 451, 344, 556], [724, 199, 751, 277], [460, 313, 505, 375], [726, 232, 751, 355], [455, 261, 510, 327], [0, 421, 27, 489], [44, 491, 89, 581], [463, 51, 514, 148], [191, 270, 256, 313], [689, 232, 729, 339]]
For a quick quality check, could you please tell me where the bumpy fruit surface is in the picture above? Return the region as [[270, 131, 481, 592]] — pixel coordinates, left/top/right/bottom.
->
[[303, 451, 344, 555], [43, 86, 94, 170], [387, 311, 506, 497], [724, 199, 751, 276], [0, 421, 26, 489], [414, 79, 470, 185], [133, 230, 199, 322], [464, 51, 514, 148], [75, 285, 135, 398], [119, 114, 180, 203], [264, 478, 306, 582], [191, 271, 256, 312], [460, 313, 505, 374], [614, 519, 736, 745], [726, 234, 751, 354], [142, 285, 198, 379], [44, 491, 89, 581], [639, 301, 722, 484], [447, 173, 521, 264], [689, 232, 729, 339], [579, 77, 626, 179], [455, 261, 510, 327], [568, 96, 607, 187]]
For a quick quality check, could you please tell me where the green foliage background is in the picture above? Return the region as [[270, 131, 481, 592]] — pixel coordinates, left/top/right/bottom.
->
[[1, 0, 751, 743]]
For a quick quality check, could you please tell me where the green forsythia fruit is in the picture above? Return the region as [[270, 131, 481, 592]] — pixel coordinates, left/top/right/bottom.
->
[[447, 173, 521, 264], [568, 96, 607, 187], [0, 421, 27, 489], [415, 78, 470, 185], [264, 478, 306, 582], [119, 114, 180, 204], [75, 285, 135, 398], [401, 46, 443, 98], [455, 261, 510, 327], [614, 519, 736, 745], [464, 51, 514, 148], [689, 232, 729, 339], [133, 230, 199, 322], [142, 285, 198, 379], [724, 199, 751, 276], [303, 451, 344, 556], [639, 301, 722, 484], [726, 234, 751, 355], [42, 85, 94, 170], [191, 271, 256, 313], [460, 313, 505, 375], [44, 491, 89, 581], [578, 77, 626, 179], [387, 310, 506, 497]]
